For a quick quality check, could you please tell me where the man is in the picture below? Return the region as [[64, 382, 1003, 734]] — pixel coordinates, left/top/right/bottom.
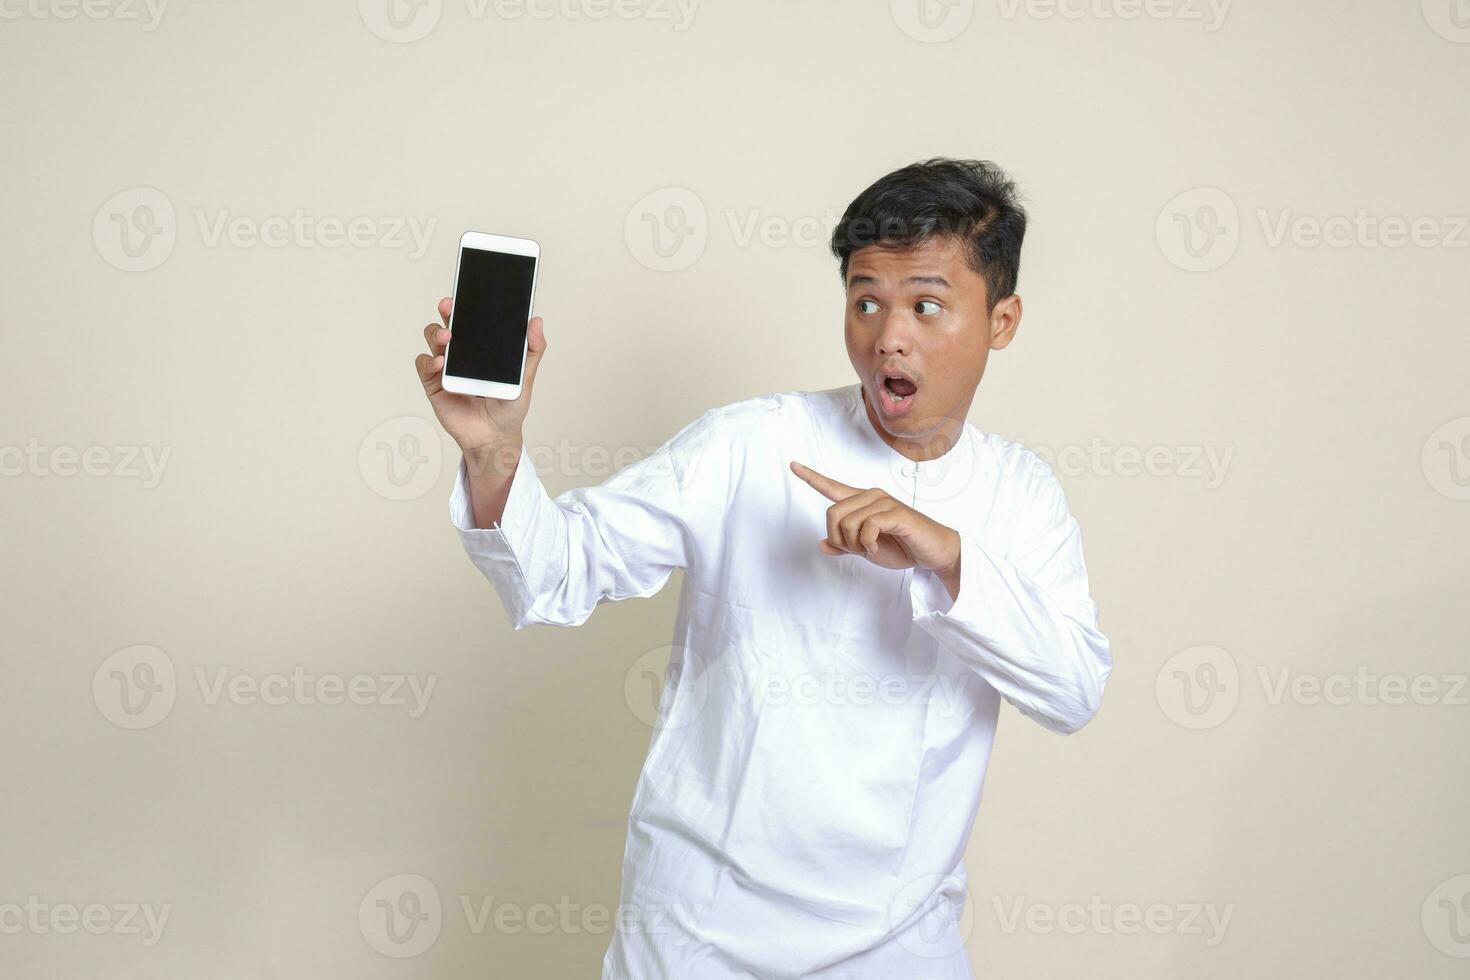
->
[[414, 158, 1112, 979]]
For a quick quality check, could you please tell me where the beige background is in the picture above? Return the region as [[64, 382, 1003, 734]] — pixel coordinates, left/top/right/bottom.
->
[[2, 0, 1468, 976]]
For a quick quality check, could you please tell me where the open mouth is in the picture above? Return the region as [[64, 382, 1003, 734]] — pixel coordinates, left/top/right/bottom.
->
[[880, 373, 918, 406]]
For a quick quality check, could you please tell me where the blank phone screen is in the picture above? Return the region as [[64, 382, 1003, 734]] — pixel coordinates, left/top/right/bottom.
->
[[446, 247, 536, 384]]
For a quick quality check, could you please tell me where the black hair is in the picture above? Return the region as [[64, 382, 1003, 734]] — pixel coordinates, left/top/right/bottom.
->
[[830, 158, 1027, 313]]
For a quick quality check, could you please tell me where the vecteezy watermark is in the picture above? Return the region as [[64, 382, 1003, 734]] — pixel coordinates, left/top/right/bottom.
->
[[0, 897, 172, 946], [1155, 187, 1240, 272], [892, 0, 1231, 41], [890, 0, 975, 43], [360, 874, 442, 958], [1155, 644, 1239, 730], [624, 645, 707, 731], [1423, 873, 1470, 958], [1422, 0, 1470, 43], [888, 873, 974, 960], [0, 439, 171, 488], [1157, 187, 1470, 272], [1156, 644, 1469, 730], [92, 187, 437, 272], [0, 0, 172, 30], [1015, 439, 1236, 490], [360, 416, 444, 502], [458, 893, 707, 940], [624, 187, 708, 272], [995, 0, 1230, 30], [194, 666, 438, 717], [991, 894, 1234, 946], [357, 0, 700, 43], [92, 646, 439, 730], [358, 873, 706, 957], [623, 645, 975, 731], [1422, 416, 1470, 501], [733, 665, 973, 716], [627, 193, 970, 272], [93, 645, 178, 731], [359, 417, 683, 503], [1256, 666, 1469, 709]]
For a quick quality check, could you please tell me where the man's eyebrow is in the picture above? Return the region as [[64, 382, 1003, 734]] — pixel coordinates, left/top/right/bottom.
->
[[846, 274, 952, 288]]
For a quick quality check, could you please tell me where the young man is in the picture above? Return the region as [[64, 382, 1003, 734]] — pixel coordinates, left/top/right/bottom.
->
[[414, 158, 1112, 979]]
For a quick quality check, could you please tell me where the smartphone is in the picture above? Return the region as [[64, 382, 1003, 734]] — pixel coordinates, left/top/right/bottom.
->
[[441, 231, 540, 399]]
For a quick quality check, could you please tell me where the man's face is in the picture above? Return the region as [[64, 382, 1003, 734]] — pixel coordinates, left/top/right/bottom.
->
[[843, 235, 1021, 455]]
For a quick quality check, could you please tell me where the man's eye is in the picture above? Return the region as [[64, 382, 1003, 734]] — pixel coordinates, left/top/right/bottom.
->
[[856, 299, 879, 314], [916, 300, 942, 316]]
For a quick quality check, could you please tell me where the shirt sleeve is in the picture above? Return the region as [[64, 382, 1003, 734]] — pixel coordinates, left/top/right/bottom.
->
[[908, 456, 1112, 735], [448, 408, 731, 630]]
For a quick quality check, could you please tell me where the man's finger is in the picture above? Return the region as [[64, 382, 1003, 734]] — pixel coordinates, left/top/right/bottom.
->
[[834, 497, 892, 552], [789, 460, 860, 502], [415, 352, 445, 393], [826, 489, 888, 552], [847, 500, 903, 556], [519, 315, 546, 400], [438, 297, 453, 329]]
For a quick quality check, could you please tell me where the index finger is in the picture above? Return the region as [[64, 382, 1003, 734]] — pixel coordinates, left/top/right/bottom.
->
[[438, 297, 453, 329], [789, 460, 860, 502]]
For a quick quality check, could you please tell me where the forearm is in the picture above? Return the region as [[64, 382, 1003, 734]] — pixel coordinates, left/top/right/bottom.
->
[[463, 437, 524, 529], [912, 535, 1110, 734]]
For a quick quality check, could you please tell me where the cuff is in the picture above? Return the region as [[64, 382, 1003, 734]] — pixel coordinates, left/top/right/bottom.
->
[[447, 444, 550, 628], [910, 534, 989, 628]]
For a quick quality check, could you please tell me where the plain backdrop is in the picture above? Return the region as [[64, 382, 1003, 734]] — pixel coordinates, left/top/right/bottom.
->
[[2, 0, 1467, 977]]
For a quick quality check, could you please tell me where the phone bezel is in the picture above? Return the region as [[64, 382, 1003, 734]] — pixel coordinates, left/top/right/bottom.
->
[[441, 231, 540, 400]]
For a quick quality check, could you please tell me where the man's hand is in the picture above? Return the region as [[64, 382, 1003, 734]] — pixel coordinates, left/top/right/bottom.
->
[[415, 297, 546, 475], [415, 297, 546, 527], [789, 461, 962, 599]]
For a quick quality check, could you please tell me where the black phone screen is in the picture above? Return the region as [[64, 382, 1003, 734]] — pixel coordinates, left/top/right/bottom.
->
[[446, 247, 537, 384]]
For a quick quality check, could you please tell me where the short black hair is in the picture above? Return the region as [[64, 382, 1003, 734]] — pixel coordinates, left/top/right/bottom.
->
[[830, 158, 1027, 313]]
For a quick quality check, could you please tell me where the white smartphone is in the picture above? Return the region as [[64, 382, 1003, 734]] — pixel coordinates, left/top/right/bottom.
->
[[442, 231, 540, 399]]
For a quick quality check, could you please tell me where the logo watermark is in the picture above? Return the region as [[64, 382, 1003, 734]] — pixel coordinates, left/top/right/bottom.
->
[[93, 645, 177, 730], [890, 0, 975, 43], [1158, 187, 1469, 272], [0, 897, 172, 946], [93, 646, 438, 729], [358, 873, 706, 957], [358, 0, 699, 43], [359, 874, 442, 958], [0, 439, 171, 488], [360, 416, 443, 501], [1422, 0, 1470, 42], [995, 0, 1230, 30], [992, 894, 1234, 946], [1015, 439, 1235, 490], [0, 0, 171, 30], [1423, 873, 1470, 958], [195, 666, 437, 717], [93, 187, 437, 271], [888, 873, 974, 960], [623, 645, 974, 730], [1157, 645, 1468, 730], [1422, 416, 1470, 501]]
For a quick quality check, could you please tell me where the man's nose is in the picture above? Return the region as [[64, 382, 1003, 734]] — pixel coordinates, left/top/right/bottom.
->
[[875, 313, 913, 355]]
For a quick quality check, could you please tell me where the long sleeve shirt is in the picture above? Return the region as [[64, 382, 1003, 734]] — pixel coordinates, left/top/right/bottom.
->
[[448, 381, 1112, 980]]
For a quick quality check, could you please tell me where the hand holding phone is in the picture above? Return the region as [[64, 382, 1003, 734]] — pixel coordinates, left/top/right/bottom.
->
[[415, 231, 545, 471]]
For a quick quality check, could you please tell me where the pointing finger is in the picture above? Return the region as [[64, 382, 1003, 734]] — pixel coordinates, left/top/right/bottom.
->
[[789, 460, 860, 503]]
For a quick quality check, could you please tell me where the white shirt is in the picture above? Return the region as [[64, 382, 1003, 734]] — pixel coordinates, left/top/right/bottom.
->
[[449, 381, 1112, 979]]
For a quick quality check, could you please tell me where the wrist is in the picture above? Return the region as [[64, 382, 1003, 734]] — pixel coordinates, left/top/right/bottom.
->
[[935, 529, 962, 601], [463, 436, 523, 481]]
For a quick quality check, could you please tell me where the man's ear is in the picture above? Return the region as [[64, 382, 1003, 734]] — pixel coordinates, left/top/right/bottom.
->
[[988, 293, 1023, 351]]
